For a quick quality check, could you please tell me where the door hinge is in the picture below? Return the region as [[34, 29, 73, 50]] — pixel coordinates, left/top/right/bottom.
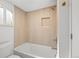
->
[[71, 33, 73, 40]]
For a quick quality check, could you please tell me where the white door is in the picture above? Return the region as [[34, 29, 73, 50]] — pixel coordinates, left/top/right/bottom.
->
[[72, 0, 79, 57]]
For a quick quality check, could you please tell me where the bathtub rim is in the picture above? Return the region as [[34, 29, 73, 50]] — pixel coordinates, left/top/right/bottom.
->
[[14, 42, 57, 58]]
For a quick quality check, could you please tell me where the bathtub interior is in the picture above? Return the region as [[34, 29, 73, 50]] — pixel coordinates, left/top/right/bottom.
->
[[14, 43, 57, 58]]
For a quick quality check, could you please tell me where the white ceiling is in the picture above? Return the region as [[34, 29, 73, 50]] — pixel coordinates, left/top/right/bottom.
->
[[7, 0, 57, 12]]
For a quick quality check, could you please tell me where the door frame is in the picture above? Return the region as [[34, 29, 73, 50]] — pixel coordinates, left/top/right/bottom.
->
[[69, 0, 72, 58]]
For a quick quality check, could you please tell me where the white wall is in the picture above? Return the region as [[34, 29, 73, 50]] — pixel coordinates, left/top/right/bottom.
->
[[72, 0, 79, 57]]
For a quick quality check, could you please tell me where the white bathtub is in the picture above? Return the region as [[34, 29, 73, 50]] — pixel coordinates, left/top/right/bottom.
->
[[14, 43, 57, 58]]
